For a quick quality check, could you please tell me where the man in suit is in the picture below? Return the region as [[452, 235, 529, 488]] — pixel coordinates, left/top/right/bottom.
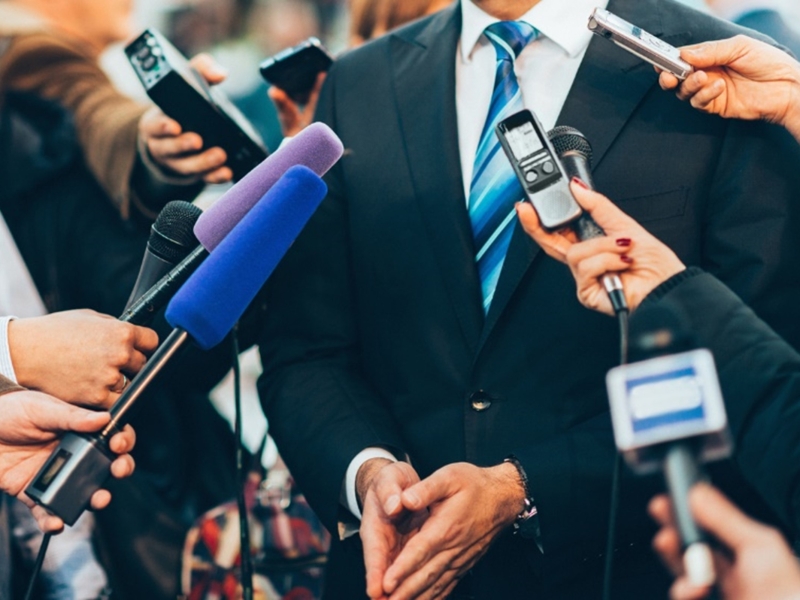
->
[[258, 0, 800, 598]]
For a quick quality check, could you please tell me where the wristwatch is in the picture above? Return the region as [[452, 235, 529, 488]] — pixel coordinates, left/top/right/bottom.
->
[[504, 455, 543, 551]]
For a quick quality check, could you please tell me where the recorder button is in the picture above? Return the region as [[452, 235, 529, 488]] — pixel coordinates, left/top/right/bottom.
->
[[542, 161, 555, 174], [136, 46, 151, 60], [141, 56, 157, 71], [525, 170, 538, 183]]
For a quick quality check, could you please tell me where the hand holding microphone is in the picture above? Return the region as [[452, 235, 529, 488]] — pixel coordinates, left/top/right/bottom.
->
[[0, 388, 135, 533], [516, 181, 686, 315], [658, 35, 800, 144], [650, 483, 800, 600], [8, 310, 158, 406]]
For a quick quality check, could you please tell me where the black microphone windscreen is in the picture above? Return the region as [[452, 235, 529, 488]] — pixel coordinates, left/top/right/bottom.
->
[[149, 201, 203, 264]]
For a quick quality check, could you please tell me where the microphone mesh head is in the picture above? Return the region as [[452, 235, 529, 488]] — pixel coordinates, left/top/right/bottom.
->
[[548, 126, 593, 165], [149, 201, 203, 263]]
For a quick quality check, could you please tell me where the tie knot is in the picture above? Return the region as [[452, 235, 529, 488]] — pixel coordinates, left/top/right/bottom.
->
[[484, 21, 538, 61]]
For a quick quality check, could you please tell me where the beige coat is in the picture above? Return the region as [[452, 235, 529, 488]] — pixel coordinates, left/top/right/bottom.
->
[[0, 3, 195, 219]]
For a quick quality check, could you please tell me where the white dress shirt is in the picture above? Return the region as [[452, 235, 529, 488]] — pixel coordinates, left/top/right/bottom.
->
[[0, 211, 47, 382], [343, 0, 608, 521]]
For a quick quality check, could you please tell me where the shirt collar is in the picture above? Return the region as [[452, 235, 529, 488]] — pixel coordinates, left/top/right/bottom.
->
[[460, 0, 610, 63]]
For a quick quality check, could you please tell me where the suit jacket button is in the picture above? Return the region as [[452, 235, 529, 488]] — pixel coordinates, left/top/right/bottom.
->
[[469, 390, 492, 412]]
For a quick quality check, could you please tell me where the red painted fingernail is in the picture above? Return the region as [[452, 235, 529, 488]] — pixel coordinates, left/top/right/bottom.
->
[[571, 176, 589, 189], [621, 255, 633, 264], [616, 238, 631, 247]]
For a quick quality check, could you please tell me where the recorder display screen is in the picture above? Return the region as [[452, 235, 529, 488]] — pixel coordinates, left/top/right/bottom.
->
[[505, 122, 545, 160]]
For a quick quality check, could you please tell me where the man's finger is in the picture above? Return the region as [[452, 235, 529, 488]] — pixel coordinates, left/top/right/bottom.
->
[[689, 483, 766, 549], [110, 454, 135, 479], [648, 494, 674, 527], [132, 325, 159, 354], [140, 109, 182, 138], [387, 550, 455, 600], [147, 132, 204, 159], [669, 576, 713, 600], [90, 489, 112, 511], [189, 52, 228, 85], [203, 166, 234, 184], [383, 521, 449, 594], [676, 70, 708, 99], [653, 526, 684, 577], [690, 80, 725, 110], [108, 425, 136, 454], [361, 512, 394, 598], [158, 147, 228, 176], [30, 505, 64, 534], [34, 398, 111, 435], [680, 37, 745, 70], [401, 469, 458, 512], [659, 71, 680, 90]]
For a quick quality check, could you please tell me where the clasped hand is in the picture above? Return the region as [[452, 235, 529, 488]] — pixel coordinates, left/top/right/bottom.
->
[[359, 460, 524, 600]]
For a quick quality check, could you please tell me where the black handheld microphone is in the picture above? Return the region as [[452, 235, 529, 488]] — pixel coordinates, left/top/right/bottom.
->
[[124, 201, 203, 310], [548, 126, 627, 313], [606, 302, 733, 587]]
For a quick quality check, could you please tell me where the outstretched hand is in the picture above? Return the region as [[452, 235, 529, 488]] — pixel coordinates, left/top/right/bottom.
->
[[0, 389, 135, 533], [658, 35, 800, 143]]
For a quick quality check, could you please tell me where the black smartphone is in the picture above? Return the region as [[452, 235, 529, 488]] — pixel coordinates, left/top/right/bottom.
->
[[259, 37, 334, 104], [126, 29, 268, 181]]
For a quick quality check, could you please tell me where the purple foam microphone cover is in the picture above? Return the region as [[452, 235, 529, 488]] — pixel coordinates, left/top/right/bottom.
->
[[166, 166, 327, 350], [194, 122, 343, 252]]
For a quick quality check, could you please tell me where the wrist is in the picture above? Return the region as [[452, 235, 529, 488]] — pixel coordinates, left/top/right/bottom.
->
[[356, 457, 393, 506], [488, 461, 527, 527], [7, 319, 38, 389], [781, 76, 800, 144]]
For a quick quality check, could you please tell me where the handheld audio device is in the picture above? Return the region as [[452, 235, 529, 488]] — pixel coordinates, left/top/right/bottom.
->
[[126, 29, 268, 181], [496, 109, 582, 230], [588, 8, 693, 80]]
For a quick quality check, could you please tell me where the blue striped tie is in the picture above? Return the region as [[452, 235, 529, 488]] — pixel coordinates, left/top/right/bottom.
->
[[469, 21, 538, 313]]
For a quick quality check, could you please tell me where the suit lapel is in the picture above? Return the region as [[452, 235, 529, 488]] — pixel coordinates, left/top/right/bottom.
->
[[476, 0, 690, 355], [390, 4, 485, 353]]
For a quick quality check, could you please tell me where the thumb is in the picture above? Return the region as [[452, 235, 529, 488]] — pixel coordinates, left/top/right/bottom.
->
[[689, 483, 766, 550], [680, 38, 742, 69], [33, 396, 111, 435], [401, 468, 458, 511], [569, 181, 636, 230], [189, 52, 228, 85]]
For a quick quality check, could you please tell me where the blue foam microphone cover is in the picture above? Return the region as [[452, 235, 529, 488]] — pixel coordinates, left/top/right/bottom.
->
[[165, 165, 327, 349]]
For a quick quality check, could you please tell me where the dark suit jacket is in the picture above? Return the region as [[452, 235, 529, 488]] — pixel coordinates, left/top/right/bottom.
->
[[258, 0, 800, 597]]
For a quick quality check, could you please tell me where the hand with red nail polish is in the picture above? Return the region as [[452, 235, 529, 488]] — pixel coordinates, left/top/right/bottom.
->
[[516, 182, 686, 314]]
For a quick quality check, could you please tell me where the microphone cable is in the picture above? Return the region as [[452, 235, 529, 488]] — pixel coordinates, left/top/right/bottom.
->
[[602, 307, 629, 600], [232, 323, 254, 600], [23, 531, 51, 600]]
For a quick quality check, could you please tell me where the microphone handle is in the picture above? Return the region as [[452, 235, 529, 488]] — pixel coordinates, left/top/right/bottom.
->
[[103, 327, 191, 435], [124, 250, 175, 311], [120, 245, 209, 325], [24, 327, 191, 526], [560, 153, 626, 312], [664, 443, 716, 586]]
